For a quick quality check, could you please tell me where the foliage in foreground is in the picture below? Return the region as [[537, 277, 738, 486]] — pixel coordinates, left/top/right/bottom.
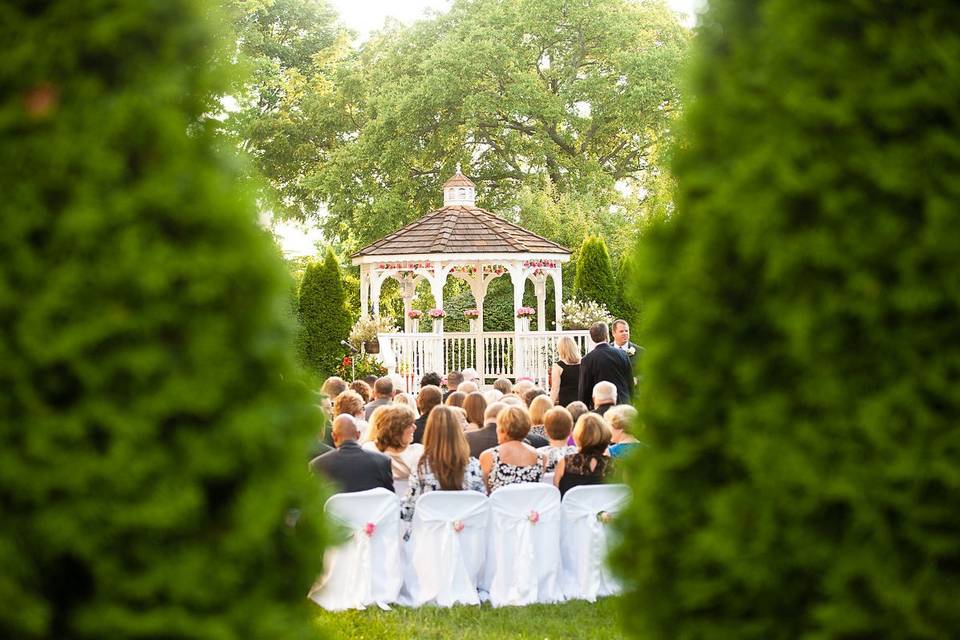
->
[[613, 1, 960, 639], [0, 1, 327, 637], [315, 598, 624, 640]]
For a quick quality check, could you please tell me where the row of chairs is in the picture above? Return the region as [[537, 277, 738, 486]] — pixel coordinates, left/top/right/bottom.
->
[[309, 483, 630, 610]]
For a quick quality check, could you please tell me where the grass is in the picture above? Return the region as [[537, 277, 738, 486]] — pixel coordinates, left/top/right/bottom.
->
[[315, 597, 626, 639]]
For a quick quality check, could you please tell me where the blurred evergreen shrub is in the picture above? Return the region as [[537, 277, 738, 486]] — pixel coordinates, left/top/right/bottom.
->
[[0, 2, 327, 638], [612, 2, 960, 638], [298, 248, 351, 378], [573, 235, 616, 313]]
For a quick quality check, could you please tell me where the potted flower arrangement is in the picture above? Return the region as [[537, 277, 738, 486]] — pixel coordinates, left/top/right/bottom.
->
[[515, 306, 535, 332], [428, 308, 445, 333], [348, 315, 398, 354], [407, 309, 423, 332]]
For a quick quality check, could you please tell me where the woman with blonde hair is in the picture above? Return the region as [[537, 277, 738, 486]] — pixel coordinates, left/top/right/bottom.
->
[[479, 406, 545, 492], [606, 404, 645, 458], [392, 392, 420, 419], [362, 404, 423, 481], [536, 406, 577, 472], [401, 406, 484, 522], [528, 394, 554, 439], [554, 413, 613, 497], [551, 336, 582, 406], [462, 392, 487, 432]]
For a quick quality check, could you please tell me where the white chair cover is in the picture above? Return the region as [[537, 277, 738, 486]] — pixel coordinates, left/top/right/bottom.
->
[[400, 491, 489, 607], [560, 484, 632, 601], [483, 483, 563, 607], [393, 479, 409, 499], [541, 472, 555, 485], [309, 488, 403, 610]]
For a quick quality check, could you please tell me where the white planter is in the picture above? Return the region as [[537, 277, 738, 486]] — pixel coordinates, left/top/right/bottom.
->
[[517, 317, 531, 332], [410, 318, 420, 333], [432, 319, 443, 334], [468, 318, 479, 332]]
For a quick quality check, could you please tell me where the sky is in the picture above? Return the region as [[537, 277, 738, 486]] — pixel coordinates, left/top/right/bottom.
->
[[274, 0, 703, 257]]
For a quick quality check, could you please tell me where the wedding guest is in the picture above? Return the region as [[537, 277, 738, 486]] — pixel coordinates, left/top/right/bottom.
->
[[310, 415, 394, 493], [554, 413, 613, 497], [392, 392, 419, 418], [493, 377, 513, 395], [457, 381, 479, 394], [466, 401, 506, 458], [606, 405, 645, 458], [528, 394, 554, 439], [445, 391, 467, 408], [550, 336, 582, 406], [450, 406, 469, 432], [566, 401, 589, 426], [364, 377, 394, 420], [363, 404, 423, 481], [387, 373, 407, 396], [578, 322, 633, 409], [512, 379, 535, 401], [444, 371, 463, 400], [536, 407, 577, 472], [350, 379, 372, 404], [461, 367, 480, 384], [479, 406, 545, 492], [611, 319, 643, 371], [333, 390, 367, 442], [413, 384, 443, 444], [420, 372, 442, 388], [463, 392, 487, 432], [523, 387, 548, 407], [501, 394, 525, 409], [592, 381, 617, 416], [362, 374, 378, 387], [321, 376, 348, 399], [482, 389, 503, 404], [401, 406, 485, 523]]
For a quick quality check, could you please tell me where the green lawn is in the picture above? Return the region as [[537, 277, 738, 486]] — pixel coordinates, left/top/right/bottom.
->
[[315, 597, 626, 639]]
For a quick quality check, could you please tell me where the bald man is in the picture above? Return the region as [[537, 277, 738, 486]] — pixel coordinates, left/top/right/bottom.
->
[[309, 415, 394, 493]]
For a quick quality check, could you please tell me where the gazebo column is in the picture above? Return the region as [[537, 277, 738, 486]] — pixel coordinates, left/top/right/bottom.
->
[[429, 264, 446, 333], [508, 265, 526, 332], [469, 272, 489, 382], [401, 274, 417, 332], [359, 266, 370, 319], [370, 271, 387, 317], [532, 272, 548, 332], [552, 269, 563, 331]]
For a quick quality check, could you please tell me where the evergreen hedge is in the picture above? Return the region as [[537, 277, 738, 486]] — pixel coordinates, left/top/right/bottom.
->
[[613, 2, 960, 639], [298, 247, 351, 378], [1, 2, 327, 638], [573, 235, 616, 312]]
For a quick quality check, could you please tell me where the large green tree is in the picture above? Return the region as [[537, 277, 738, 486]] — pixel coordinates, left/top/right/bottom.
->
[[226, 0, 688, 252], [0, 1, 327, 638], [298, 248, 351, 377], [612, 1, 960, 638], [573, 235, 616, 311]]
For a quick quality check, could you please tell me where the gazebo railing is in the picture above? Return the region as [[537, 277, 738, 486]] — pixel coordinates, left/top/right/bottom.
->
[[378, 330, 593, 392]]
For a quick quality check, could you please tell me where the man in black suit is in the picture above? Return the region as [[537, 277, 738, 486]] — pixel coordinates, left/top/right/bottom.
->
[[610, 319, 644, 372], [579, 322, 634, 410], [309, 415, 394, 493]]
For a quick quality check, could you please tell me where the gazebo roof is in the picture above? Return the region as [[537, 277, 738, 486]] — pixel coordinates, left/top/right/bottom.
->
[[351, 205, 569, 258]]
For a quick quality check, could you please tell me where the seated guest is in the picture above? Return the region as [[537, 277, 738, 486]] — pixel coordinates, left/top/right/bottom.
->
[[392, 391, 419, 418], [387, 373, 407, 396], [591, 381, 617, 416], [457, 380, 479, 395], [512, 379, 535, 401], [501, 394, 525, 409], [364, 376, 393, 420], [363, 405, 423, 481], [445, 391, 467, 408], [350, 379, 372, 404], [566, 401, 589, 427], [466, 401, 506, 458], [536, 407, 577, 472], [310, 415, 394, 493], [450, 406, 469, 431], [606, 405, 645, 458], [362, 374, 378, 387], [321, 376, 348, 400], [359, 403, 385, 445], [483, 389, 503, 404], [461, 367, 480, 385], [420, 371, 442, 389], [413, 384, 443, 444], [479, 406, 545, 492], [528, 394, 554, 439], [463, 392, 487, 432], [443, 371, 463, 400], [554, 413, 613, 497], [493, 377, 513, 395], [331, 389, 367, 444], [523, 387, 548, 407], [401, 406, 485, 523]]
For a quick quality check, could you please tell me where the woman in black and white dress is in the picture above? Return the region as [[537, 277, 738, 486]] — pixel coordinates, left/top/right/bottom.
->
[[479, 406, 546, 493]]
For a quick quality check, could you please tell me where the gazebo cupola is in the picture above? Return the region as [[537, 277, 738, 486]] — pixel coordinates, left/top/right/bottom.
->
[[442, 165, 476, 206]]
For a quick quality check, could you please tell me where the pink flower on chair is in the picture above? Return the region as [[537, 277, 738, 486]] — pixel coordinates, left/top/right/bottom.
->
[[596, 511, 613, 524], [528, 510, 540, 525], [452, 520, 465, 533], [363, 522, 376, 536]]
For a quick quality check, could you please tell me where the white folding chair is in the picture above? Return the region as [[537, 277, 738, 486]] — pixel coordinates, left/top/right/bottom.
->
[[308, 488, 402, 610], [541, 472, 555, 485], [560, 484, 631, 601], [393, 479, 409, 499], [484, 483, 563, 607], [400, 491, 489, 607]]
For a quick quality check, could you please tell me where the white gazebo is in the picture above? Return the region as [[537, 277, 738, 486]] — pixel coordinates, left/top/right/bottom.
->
[[351, 169, 592, 390]]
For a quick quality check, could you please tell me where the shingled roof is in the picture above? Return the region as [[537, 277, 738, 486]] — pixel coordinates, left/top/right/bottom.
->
[[351, 205, 569, 257]]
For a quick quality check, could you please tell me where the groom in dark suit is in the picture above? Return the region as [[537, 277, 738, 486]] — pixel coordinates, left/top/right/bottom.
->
[[611, 319, 644, 372], [578, 322, 634, 410]]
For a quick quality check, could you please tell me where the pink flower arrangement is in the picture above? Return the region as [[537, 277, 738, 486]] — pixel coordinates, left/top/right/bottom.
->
[[452, 520, 465, 533], [363, 522, 376, 536], [523, 260, 558, 269], [527, 510, 540, 525], [516, 306, 535, 318], [596, 511, 613, 524], [464, 309, 480, 319], [377, 261, 432, 271], [407, 309, 423, 319], [428, 308, 446, 319]]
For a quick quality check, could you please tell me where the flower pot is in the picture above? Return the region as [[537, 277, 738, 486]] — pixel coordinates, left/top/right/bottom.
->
[[363, 338, 380, 355], [410, 318, 420, 333], [517, 317, 530, 332], [432, 319, 443, 334], [468, 318, 479, 332]]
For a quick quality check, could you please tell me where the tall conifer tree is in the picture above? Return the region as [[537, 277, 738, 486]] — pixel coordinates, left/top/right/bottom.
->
[[298, 247, 351, 378]]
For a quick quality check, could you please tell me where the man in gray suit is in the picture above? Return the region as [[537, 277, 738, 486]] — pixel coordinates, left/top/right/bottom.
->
[[363, 376, 393, 420], [310, 415, 394, 493]]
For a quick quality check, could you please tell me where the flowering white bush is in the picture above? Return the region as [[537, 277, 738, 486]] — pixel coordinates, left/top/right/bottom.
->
[[561, 298, 613, 329], [348, 315, 399, 347]]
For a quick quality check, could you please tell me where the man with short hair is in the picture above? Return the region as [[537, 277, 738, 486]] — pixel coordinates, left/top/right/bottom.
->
[[444, 370, 463, 401], [309, 415, 394, 493], [461, 367, 480, 384], [493, 377, 513, 395], [611, 319, 644, 371], [578, 322, 633, 410], [363, 376, 393, 420], [592, 381, 617, 416], [465, 401, 507, 458], [413, 385, 443, 444], [420, 372, 441, 388], [362, 374, 378, 387]]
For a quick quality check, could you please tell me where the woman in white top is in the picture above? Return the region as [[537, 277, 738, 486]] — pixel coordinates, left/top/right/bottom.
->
[[362, 404, 423, 480]]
